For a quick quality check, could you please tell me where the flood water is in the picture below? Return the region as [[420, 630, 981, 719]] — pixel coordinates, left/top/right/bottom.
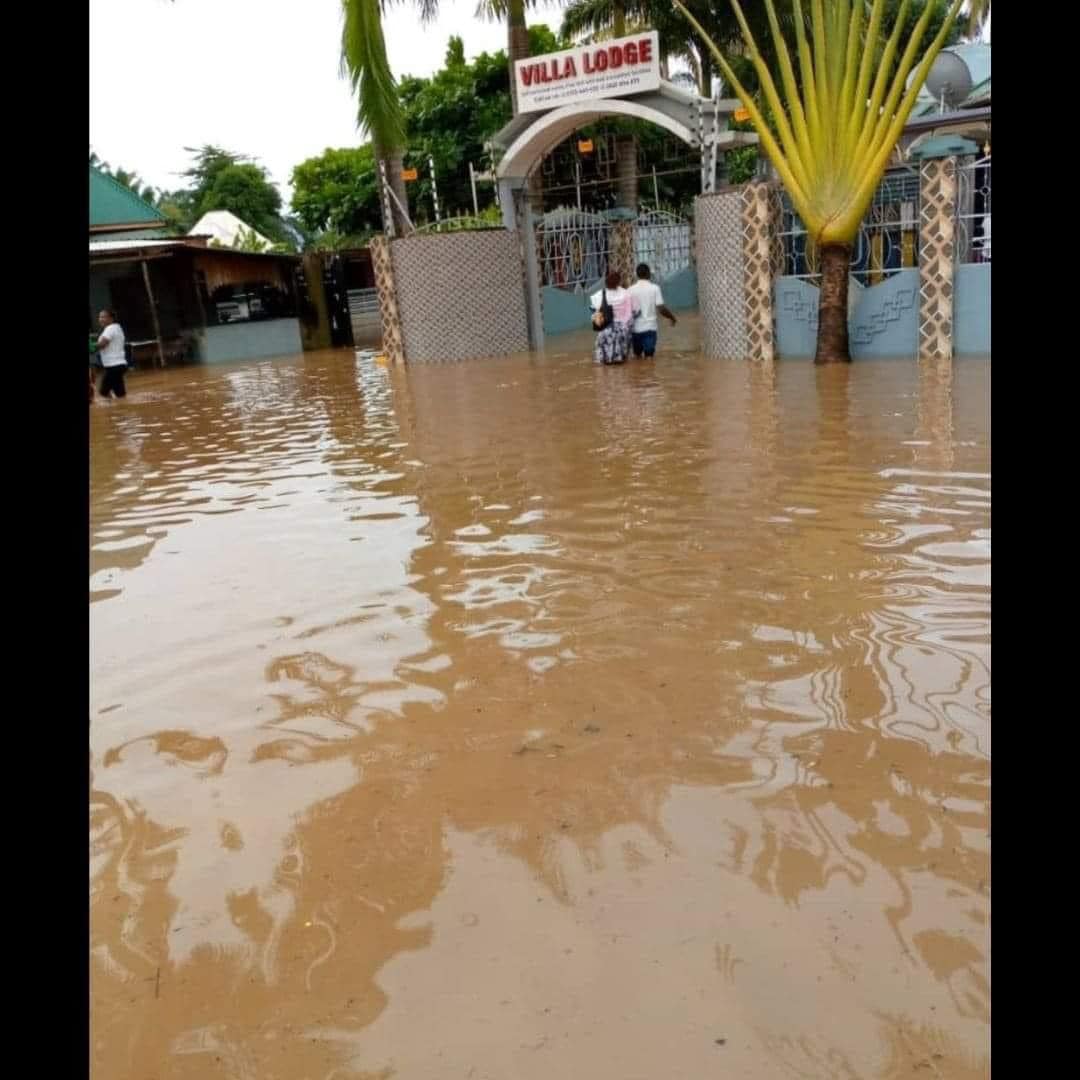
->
[[90, 329, 990, 1079]]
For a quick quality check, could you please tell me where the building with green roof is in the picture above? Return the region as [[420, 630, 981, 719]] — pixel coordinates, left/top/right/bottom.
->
[[89, 165, 171, 241]]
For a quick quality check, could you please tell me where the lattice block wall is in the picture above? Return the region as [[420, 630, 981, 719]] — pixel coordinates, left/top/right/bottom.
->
[[390, 231, 530, 363], [918, 157, 958, 363], [695, 190, 747, 359], [739, 183, 776, 363], [370, 236, 404, 365]]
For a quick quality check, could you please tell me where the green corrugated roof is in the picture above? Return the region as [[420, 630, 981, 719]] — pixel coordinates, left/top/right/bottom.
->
[[89, 165, 166, 228]]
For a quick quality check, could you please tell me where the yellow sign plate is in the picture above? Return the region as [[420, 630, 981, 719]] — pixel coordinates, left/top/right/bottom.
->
[[577, 139, 594, 154], [401, 168, 419, 181], [734, 107, 751, 123]]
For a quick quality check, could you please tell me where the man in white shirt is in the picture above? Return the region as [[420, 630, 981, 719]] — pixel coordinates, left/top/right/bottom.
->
[[628, 264, 677, 359], [96, 309, 128, 400]]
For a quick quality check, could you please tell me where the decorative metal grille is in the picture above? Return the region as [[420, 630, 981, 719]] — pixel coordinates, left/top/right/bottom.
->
[[772, 169, 921, 285], [634, 209, 693, 282], [956, 156, 991, 264], [413, 214, 504, 235], [536, 209, 611, 289]]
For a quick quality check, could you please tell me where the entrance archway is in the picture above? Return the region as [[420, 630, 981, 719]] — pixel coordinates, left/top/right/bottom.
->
[[491, 79, 756, 347]]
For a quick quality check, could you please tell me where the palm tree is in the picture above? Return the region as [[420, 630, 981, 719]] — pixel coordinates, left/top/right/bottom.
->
[[477, 1, 536, 115], [342, 1, 537, 230], [560, 0, 708, 92], [965, 0, 989, 37], [340, 0, 411, 234], [675, 0, 963, 363]]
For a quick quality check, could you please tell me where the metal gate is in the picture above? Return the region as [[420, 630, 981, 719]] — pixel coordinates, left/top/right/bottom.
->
[[537, 208, 611, 290], [634, 209, 692, 283], [347, 288, 381, 344], [634, 208, 697, 311]]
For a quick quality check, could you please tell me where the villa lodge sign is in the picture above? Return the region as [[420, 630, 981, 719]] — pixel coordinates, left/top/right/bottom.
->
[[514, 31, 662, 115]]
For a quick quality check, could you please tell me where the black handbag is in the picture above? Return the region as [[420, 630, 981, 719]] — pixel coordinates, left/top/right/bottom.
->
[[592, 289, 614, 332]]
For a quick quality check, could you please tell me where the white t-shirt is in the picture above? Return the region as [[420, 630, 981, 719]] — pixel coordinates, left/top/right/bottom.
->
[[590, 287, 635, 326], [629, 280, 665, 333], [99, 323, 126, 367]]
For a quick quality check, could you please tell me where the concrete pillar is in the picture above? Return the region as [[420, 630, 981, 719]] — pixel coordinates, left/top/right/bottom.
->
[[609, 220, 636, 288], [738, 182, 776, 364], [514, 190, 545, 352], [369, 235, 405, 365], [694, 189, 747, 360], [499, 178, 519, 231], [499, 177, 544, 353], [528, 171, 545, 215], [300, 253, 332, 351], [914, 137, 976, 363]]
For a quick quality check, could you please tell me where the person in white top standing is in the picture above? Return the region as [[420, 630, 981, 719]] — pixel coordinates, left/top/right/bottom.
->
[[628, 263, 677, 359], [96, 309, 128, 400]]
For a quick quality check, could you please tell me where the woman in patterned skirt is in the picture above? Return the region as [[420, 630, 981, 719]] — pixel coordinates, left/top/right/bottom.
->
[[590, 270, 638, 365]]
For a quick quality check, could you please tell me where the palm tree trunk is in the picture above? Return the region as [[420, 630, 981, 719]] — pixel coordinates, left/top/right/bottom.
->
[[699, 54, 713, 98], [686, 50, 702, 94], [815, 244, 852, 364], [507, 0, 530, 116], [377, 143, 410, 236], [613, 4, 626, 38]]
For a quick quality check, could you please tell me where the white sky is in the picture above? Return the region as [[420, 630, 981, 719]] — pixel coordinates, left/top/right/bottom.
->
[[89, 0, 563, 206]]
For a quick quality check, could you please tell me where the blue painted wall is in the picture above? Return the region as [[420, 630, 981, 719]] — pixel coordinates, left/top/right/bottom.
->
[[542, 277, 603, 336], [659, 268, 698, 311], [198, 318, 303, 364], [542, 270, 698, 336], [775, 270, 919, 359], [954, 263, 991, 356]]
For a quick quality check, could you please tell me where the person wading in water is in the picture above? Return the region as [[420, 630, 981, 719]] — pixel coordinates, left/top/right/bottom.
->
[[590, 270, 638, 365], [95, 309, 128, 400]]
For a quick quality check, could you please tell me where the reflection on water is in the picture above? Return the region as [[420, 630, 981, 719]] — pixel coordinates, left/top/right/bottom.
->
[[91, 341, 989, 1079]]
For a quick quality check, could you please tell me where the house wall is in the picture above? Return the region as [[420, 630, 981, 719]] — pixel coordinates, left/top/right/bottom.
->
[[196, 318, 304, 364], [191, 251, 294, 294]]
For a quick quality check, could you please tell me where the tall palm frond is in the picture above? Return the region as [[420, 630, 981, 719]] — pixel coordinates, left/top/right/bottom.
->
[[967, 0, 989, 36], [965, 0, 989, 37], [340, 0, 406, 151]]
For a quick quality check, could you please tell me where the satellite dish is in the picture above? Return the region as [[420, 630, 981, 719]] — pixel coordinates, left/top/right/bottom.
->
[[924, 51, 974, 111]]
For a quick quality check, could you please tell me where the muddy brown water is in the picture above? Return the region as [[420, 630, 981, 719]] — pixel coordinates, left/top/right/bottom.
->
[[90, 328, 989, 1079]]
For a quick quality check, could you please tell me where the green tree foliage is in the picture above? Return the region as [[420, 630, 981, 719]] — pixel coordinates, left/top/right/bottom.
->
[[290, 146, 382, 242], [154, 146, 292, 245], [198, 162, 284, 238], [397, 36, 514, 220], [291, 31, 567, 240]]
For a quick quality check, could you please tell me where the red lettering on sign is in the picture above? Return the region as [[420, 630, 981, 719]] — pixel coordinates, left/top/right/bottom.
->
[[520, 65, 534, 86], [595, 49, 609, 72], [583, 53, 594, 74], [640, 38, 653, 63], [624, 42, 639, 65], [564, 57, 577, 78]]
